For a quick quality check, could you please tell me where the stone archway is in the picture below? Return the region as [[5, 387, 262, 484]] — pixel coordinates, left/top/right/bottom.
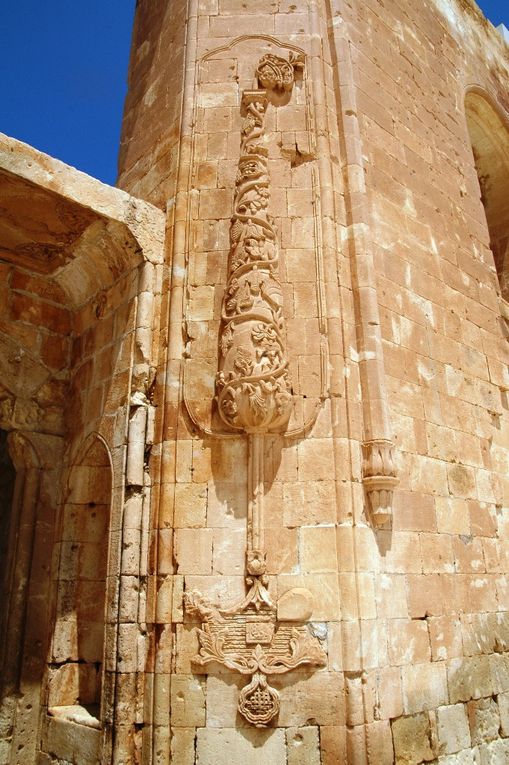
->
[[0, 430, 61, 765], [465, 89, 509, 300]]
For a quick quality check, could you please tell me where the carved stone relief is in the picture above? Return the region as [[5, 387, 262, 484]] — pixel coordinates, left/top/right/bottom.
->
[[183, 37, 327, 441], [185, 51, 326, 727], [185, 580, 325, 727], [362, 438, 398, 526], [215, 86, 292, 434]]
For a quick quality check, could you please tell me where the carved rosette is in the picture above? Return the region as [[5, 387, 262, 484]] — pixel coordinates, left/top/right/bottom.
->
[[216, 54, 304, 434], [362, 439, 399, 526]]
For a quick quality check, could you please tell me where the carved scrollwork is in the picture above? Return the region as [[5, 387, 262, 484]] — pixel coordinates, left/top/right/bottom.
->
[[184, 577, 326, 727]]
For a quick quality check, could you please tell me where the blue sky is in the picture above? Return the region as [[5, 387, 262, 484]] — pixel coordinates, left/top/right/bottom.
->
[[0, 1, 507, 187], [0, 1, 135, 185]]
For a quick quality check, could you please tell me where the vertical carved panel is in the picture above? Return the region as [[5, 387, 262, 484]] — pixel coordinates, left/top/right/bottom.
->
[[185, 51, 326, 728], [216, 79, 295, 434]]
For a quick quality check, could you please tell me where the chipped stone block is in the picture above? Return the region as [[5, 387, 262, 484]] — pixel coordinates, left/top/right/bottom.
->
[[468, 697, 501, 745], [286, 726, 320, 765], [392, 712, 436, 764]]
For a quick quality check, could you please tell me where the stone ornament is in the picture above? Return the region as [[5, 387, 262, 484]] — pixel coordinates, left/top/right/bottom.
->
[[184, 578, 326, 727], [216, 85, 292, 433], [255, 52, 303, 92], [362, 438, 399, 526], [186, 51, 326, 728]]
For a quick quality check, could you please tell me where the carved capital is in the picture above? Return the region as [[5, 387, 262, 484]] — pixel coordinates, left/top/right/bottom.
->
[[362, 439, 398, 526]]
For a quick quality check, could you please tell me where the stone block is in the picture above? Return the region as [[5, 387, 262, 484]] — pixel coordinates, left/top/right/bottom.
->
[[366, 720, 394, 763], [448, 656, 493, 703], [497, 690, 509, 736], [300, 526, 337, 573], [402, 662, 447, 714], [195, 728, 286, 765], [388, 619, 431, 665], [174, 528, 213, 575], [45, 718, 100, 764], [170, 675, 206, 727], [286, 726, 320, 765], [467, 697, 500, 745], [170, 728, 196, 765], [392, 712, 436, 764], [276, 671, 345, 727], [429, 616, 463, 661], [320, 726, 347, 765], [436, 703, 471, 754]]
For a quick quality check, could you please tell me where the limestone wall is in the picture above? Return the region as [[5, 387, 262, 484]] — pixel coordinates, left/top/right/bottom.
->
[[2, 0, 508, 761]]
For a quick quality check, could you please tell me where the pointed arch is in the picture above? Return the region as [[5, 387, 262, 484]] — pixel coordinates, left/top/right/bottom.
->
[[464, 88, 509, 299]]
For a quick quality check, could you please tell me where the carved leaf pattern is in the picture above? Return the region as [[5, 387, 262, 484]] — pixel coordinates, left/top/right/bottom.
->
[[215, 55, 300, 433]]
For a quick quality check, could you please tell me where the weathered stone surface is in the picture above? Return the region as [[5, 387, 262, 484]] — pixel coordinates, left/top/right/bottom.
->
[[195, 728, 286, 764], [392, 712, 436, 764], [276, 587, 313, 621], [286, 726, 320, 765], [4, 0, 509, 762], [467, 697, 500, 745], [437, 704, 471, 755]]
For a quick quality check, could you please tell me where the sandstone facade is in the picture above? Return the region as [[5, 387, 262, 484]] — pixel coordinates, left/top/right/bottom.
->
[[1, 0, 509, 763]]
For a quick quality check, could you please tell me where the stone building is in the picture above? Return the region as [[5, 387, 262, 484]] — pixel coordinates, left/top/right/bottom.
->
[[1, 0, 509, 763]]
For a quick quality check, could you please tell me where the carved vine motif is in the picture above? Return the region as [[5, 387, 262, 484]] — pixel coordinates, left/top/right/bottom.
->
[[216, 56, 303, 433]]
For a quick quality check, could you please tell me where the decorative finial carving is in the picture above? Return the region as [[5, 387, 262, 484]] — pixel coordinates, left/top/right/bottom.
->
[[215, 87, 292, 433], [362, 439, 399, 526]]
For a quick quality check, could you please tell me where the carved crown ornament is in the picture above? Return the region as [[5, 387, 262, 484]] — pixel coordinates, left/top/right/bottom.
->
[[184, 51, 326, 728], [184, 570, 326, 728]]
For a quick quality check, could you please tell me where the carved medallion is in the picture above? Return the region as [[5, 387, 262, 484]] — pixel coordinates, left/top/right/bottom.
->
[[255, 52, 304, 93]]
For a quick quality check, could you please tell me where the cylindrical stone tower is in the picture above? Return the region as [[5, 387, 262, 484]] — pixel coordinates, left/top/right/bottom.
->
[[116, 1, 509, 763]]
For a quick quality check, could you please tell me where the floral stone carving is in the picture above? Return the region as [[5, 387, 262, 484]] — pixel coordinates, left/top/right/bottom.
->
[[362, 438, 399, 526], [185, 50, 326, 728], [215, 74, 294, 433]]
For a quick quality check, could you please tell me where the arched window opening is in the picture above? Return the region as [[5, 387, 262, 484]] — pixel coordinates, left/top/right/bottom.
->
[[465, 91, 509, 301], [48, 436, 112, 724]]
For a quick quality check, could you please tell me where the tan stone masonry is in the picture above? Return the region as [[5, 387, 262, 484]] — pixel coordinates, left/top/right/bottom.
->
[[1, 0, 509, 762]]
